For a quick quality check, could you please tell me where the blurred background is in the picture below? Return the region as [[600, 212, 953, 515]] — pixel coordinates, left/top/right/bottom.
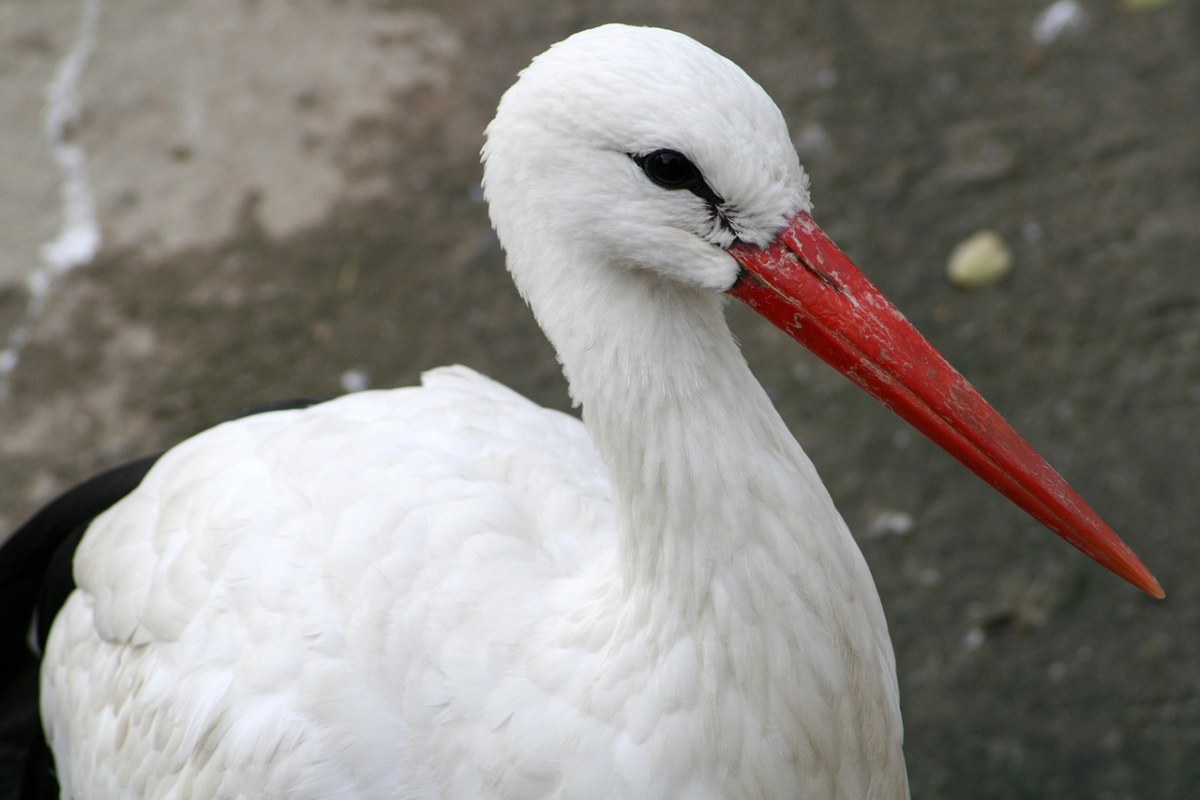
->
[[1, 0, 1197, 797]]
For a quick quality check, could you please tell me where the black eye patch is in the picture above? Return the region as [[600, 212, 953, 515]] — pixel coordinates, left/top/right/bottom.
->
[[630, 149, 726, 207]]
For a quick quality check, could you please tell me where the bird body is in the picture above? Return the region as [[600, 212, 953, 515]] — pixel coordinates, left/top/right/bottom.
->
[[43, 366, 904, 798], [10, 22, 1156, 800]]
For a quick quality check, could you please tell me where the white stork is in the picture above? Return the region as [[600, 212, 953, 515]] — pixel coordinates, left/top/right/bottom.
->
[[3, 24, 1160, 800]]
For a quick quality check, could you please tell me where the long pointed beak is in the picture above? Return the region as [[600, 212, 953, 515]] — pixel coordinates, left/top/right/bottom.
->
[[729, 211, 1163, 599]]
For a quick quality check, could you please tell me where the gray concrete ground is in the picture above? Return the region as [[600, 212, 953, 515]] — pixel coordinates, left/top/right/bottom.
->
[[2, 0, 1198, 797]]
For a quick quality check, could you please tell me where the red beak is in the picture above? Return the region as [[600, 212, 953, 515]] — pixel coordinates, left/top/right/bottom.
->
[[730, 211, 1163, 599]]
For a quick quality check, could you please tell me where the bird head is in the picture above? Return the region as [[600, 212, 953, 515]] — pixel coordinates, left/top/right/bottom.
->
[[481, 24, 1162, 598]]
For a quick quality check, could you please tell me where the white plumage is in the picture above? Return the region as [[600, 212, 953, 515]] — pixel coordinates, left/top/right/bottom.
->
[[32, 22, 1157, 800], [47, 359, 902, 797]]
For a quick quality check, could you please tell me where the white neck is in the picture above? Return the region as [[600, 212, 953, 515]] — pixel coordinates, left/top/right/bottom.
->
[[575, 278, 822, 608], [520, 240, 865, 626], [522, 251, 907, 792]]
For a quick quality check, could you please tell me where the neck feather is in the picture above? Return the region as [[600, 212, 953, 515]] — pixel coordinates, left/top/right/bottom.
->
[[528, 259, 854, 616], [515, 250, 907, 791]]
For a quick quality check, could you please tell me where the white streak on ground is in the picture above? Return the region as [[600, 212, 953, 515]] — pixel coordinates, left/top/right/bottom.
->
[[0, 0, 103, 402]]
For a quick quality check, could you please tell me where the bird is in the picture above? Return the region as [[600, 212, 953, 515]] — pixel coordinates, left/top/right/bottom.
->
[[0, 23, 1161, 800]]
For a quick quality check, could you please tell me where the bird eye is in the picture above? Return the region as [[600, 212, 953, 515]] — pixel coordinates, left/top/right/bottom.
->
[[638, 149, 700, 188], [636, 149, 701, 189], [630, 149, 726, 209]]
